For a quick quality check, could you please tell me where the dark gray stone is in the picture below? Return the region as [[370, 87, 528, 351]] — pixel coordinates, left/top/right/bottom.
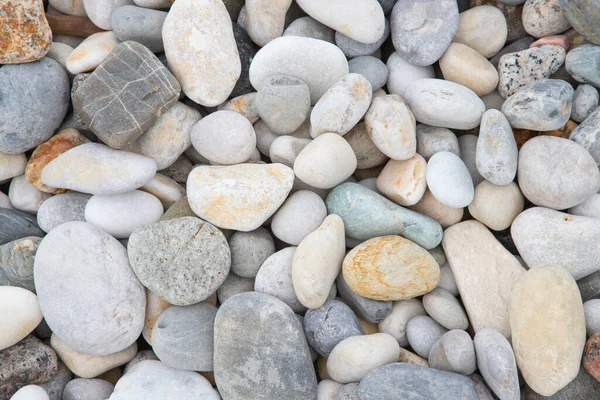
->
[[571, 84, 599, 122], [566, 45, 600, 88], [337, 383, 360, 400], [0, 336, 58, 399], [36, 192, 91, 233], [223, 0, 245, 21], [336, 19, 390, 58], [304, 300, 364, 356], [348, 56, 389, 91], [377, 0, 396, 14], [358, 363, 480, 400], [578, 270, 600, 301], [525, 365, 600, 399], [216, 272, 254, 304], [39, 361, 72, 400], [111, 6, 168, 53], [214, 292, 317, 400], [0, 209, 44, 246], [152, 302, 217, 371], [72, 41, 180, 149], [406, 315, 448, 359], [127, 217, 231, 306], [230, 23, 259, 98], [0, 236, 41, 290], [560, 0, 600, 45], [62, 379, 115, 400], [0, 58, 69, 154], [336, 273, 392, 323], [570, 105, 600, 164], [489, 36, 536, 69], [457, 0, 470, 11]]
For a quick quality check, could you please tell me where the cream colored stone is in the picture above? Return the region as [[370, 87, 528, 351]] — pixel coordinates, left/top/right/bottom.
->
[[453, 6, 508, 58], [66, 31, 119, 75], [142, 288, 171, 344], [0, 287, 42, 351], [439, 43, 499, 96], [443, 220, 526, 338], [0, 152, 26, 182], [468, 181, 524, 231], [139, 173, 185, 209], [376, 154, 427, 206], [246, 0, 292, 47], [51, 334, 137, 378], [398, 347, 429, 367], [343, 235, 440, 301], [292, 215, 345, 309], [510, 266, 586, 396], [409, 189, 464, 229], [218, 93, 260, 124], [49, 0, 86, 16], [269, 136, 311, 168], [8, 174, 52, 214], [378, 299, 427, 347]]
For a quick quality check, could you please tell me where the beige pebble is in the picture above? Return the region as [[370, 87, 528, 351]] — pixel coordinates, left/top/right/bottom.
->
[[468, 180, 524, 231], [409, 189, 463, 229], [439, 43, 499, 96], [376, 154, 427, 206], [66, 31, 119, 75]]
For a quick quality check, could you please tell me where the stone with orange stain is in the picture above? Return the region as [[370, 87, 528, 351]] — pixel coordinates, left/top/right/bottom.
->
[[513, 119, 577, 148], [531, 35, 570, 49], [245, 0, 292, 47], [376, 154, 427, 207], [66, 31, 119, 75], [0, 0, 52, 64], [218, 92, 260, 124], [142, 289, 171, 344], [584, 332, 600, 382], [25, 129, 89, 194], [342, 235, 440, 301]]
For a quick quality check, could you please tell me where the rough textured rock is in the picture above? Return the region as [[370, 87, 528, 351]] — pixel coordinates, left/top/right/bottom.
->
[[474, 328, 520, 400], [584, 332, 600, 382], [36, 192, 91, 233], [476, 109, 518, 185], [127, 217, 230, 305], [38, 361, 72, 400], [0, 209, 44, 246], [214, 292, 317, 399], [428, 330, 477, 375], [0, 0, 52, 63], [522, 0, 570, 38], [570, 103, 600, 165], [73, 41, 180, 149], [0, 236, 41, 290]]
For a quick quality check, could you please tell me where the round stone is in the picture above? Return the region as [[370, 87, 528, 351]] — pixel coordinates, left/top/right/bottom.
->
[[426, 151, 474, 208], [0, 152, 26, 182], [376, 154, 427, 207], [428, 330, 477, 375], [522, 0, 570, 38], [245, 0, 292, 47], [216, 272, 254, 304], [49, 0, 87, 16], [229, 227, 275, 278], [468, 181, 524, 231], [571, 84, 599, 123], [439, 43, 499, 96], [386, 52, 435, 98], [453, 5, 508, 58], [10, 385, 49, 400], [406, 315, 449, 359], [36, 192, 91, 233], [377, 299, 426, 347], [415, 124, 460, 161], [476, 109, 518, 185], [8, 175, 52, 214], [348, 56, 388, 92], [0, 287, 43, 351], [127, 217, 231, 305], [271, 190, 327, 245], [422, 288, 469, 330], [62, 379, 114, 400]]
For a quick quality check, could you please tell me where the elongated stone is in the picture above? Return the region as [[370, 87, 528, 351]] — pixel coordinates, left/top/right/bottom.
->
[[336, 273, 392, 324], [571, 84, 599, 123], [560, 0, 600, 45], [474, 328, 520, 400], [0, 209, 44, 246], [570, 105, 600, 164], [476, 109, 518, 185]]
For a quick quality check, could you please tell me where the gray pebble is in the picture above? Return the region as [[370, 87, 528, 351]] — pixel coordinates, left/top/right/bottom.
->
[[216, 272, 255, 304], [578, 270, 600, 302], [304, 300, 364, 356], [271, 190, 327, 246], [406, 315, 448, 359], [470, 374, 496, 400], [0, 209, 44, 247], [123, 350, 158, 374], [230, 227, 275, 278], [283, 16, 335, 43], [416, 124, 460, 161], [214, 292, 317, 400], [39, 361, 72, 400], [336, 273, 392, 324], [458, 134, 484, 186], [0, 58, 69, 154], [152, 302, 217, 371], [428, 330, 477, 375], [348, 56, 388, 92], [256, 75, 311, 135], [0, 236, 41, 290], [570, 104, 600, 164], [111, 6, 167, 52], [584, 299, 600, 336], [422, 288, 469, 330], [335, 19, 390, 58], [127, 217, 231, 305], [36, 192, 91, 233], [337, 383, 360, 400], [571, 84, 599, 122], [561, 0, 600, 47], [489, 35, 536, 69], [566, 44, 600, 88], [476, 109, 518, 186], [63, 379, 114, 400], [474, 328, 520, 400], [438, 263, 459, 296]]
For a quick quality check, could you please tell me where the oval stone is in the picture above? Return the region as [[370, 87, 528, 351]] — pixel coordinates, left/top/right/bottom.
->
[[386, 52, 435, 98], [429, 330, 476, 376], [439, 42, 499, 96], [522, 0, 570, 38], [65, 31, 119, 75], [377, 299, 426, 347], [36, 192, 91, 233], [476, 109, 518, 185], [337, 273, 392, 324], [245, 0, 292, 47], [423, 288, 469, 330], [111, 6, 167, 52], [426, 151, 474, 208], [0, 209, 44, 246], [453, 5, 508, 58], [560, 0, 600, 45], [0, 287, 43, 351], [376, 155, 427, 207], [0, 152, 26, 182], [270, 190, 327, 245], [345, 121, 389, 169], [468, 181, 524, 231], [474, 328, 520, 400], [571, 84, 599, 123], [566, 45, 600, 87], [0, 236, 40, 290]]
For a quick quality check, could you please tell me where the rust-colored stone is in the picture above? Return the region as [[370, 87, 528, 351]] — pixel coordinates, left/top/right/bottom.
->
[[0, 0, 52, 64], [584, 332, 600, 382], [25, 128, 89, 194], [513, 120, 578, 148]]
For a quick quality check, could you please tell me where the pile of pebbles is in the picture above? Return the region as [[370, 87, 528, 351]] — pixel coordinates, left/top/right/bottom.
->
[[2, 0, 600, 399]]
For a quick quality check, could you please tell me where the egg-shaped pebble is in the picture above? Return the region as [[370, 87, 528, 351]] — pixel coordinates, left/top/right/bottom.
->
[[348, 56, 388, 92], [229, 227, 275, 278], [0, 287, 43, 351], [376, 154, 427, 206], [50, 0, 86, 16], [565, 45, 600, 88], [415, 124, 460, 161], [63, 379, 114, 400], [269, 136, 311, 168], [522, 0, 570, 38], [386, 52, 435, 98], [377, 299, 426, 347], [245, 0, 292, 47], [428, 330, 476, 375], [439, 43, 499, 96], [468, 181, 524, 231], [271, 190, 327, 245], [423, 288, 469, 330], [66, 31, 119, 75], [571, 84, 599, 123], [8, 175, 52, 214], [453, 5, 508, 58], [476, 109, 518, 185], [10, 385, 49, 400], [406, 315, 449, 359], [426, 151, 474, 208], [584, 299, 600, 336]]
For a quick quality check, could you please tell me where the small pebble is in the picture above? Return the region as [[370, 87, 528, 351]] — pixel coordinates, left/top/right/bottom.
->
[[62, 379, 115, 400], [348, 56, 388, 91], [476, 109, 518, 185], [10, 385, 49, 400], [336, 273, 392, 324], [468, 181, 524, 231], [282, 16, 335, 42], [269, 136, 311, 168], [415, 124, 460, 161], [584, 299, 600, 337], [256, 75, 311, 135], [66, 32, 120, 75], [409, 189, 464, 229], [522, 0, 570, 38], [0, 153, 26, 183], [335, 19, 390, 58], [571, 84, 599, 122], [49, 0, 86, 16], [560, 0, 600, 46], [8, 175, 52, 214], [344, 122, 389, 169], [423, 288, 469, 330], [428, 329, 477, 375], [439, 42, 499, 96], [458, 134, 485, 186], [0, 209, 44, 246], [36, 192, 91, 233], [229, 227, 275, 278], [318, 380, 343, 400], [426, 151, 474, 208], [386, 52, 435, 98], [0, 236, 40, 290], [216, 273, 254, 304], [566, 45, 600, 88], [583, 332, 600, 386], [0, 287, 42, 351], [271, 190, 327, 245], [406, 315, 449, 359], [453, 5, 508, 58], [376, 154, 427, 207], [377, 298, 426, 347], [569, 193, 600, 218]]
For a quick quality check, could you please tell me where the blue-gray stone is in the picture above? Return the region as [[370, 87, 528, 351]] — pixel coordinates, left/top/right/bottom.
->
[[489, 36, 536, 69], [566, 45, 600, 88], [358, 363, 480, 400], [0, 58, 70, 154], [304, 300, 364, 356], [406, 315, 448, 359], [336, 273, 392, 323], [0, 236, 41, 290], [325, 183, 443, 249], [214, 292, 318, 400], [36, 192, 91, 233], [474, 328, 520, 400], [111, 6, 168, 53], [560, 0, 600, 45], [348, 56, 389, 92], [337, 383, 360, 400], [428, 330, 477, 376], [231, 23, 259, 98], [0, 209, 44, 246], [501, 79, 574, 131], [570, 105, 600, 164], [39, 361, 72, 400], [335, 19, 390, 58], [571, 84, 599, 122]]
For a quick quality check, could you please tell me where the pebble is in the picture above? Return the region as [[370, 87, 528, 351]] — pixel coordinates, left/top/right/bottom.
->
[[112, 6, 167, 53], [216, 273, 254, 304], [453, 5, 508, 58], [159, 156, 193, 186], [0, 336, 58, 399], [390, 0, 459, 66], [522, 0, 570, 38], [36, 192, 91, 232], [386, 52, 435, 98], [577, 270, 600, 303], [269, 136, 311, 167], [377, 299, 426, 347], [62, 379, 115, 400], [336, 383, 360, 400], [0, 58, 69, 154], [409, 189, 465, 229], [473, 328, 521, 400], [501, 79, 574, 131], [127, 217, 230, 305], [214, 292, 317, 399], [428, 330, 477, 375], [245, 0, 291, 47], [187, 163, 294, 231], [271, 190, 327, 245], [569, 193, 600, 218], [561, 0, 600, 45], [327, 333, 400, 383], [10, 385, 49, 400], [570, 106, 600, 164], [458, 134, 485, 186], [0, 237, 40, 290], [65, 32, 120, 75], [345, 122, 389, 169], [517, 136, 599, 209], [512, 207, 600, 280], [50, 334, 136, 378], [468, 181, 524, 231], [348, 56, 388, 91], [439, 43, 499, 96], [326, 182, 443, 248], [443, 220, 526, 337], [584, 299, 600, 336], [152, 302, 216, 371], [405, 79, 485, 130], [8, 175, 52, 214], [498, 45, 566, 98], [139, 173, 185, 209], [34, 222, 145, 355], [358, 363, 479, 400], [283, 16, 335, 42], [376, 155, 427, 206], [0, 153, 26, 183], [49, 0, 86, 16], [42, 143, 157, 195], [296, 0, 385, 44], [229, 227, 275, 278], [343, 235, 440, 301], [311, 74, 372, 137], [335, 19, 390, 58], [318, 380, 343, 400], [0, 287, 42, 351], [0, 209, 44, 246], [510, 266, 586, 396], [415, 125, 460, 161], [336, 273, 392, 324], [584, 332, 600, 381], [256, 75, 311, 135], [423, 288, 469, 330], [566, 45, 600, 88], [304, 300, 364, 356], [82, 0, 134, 30], [109, 360, 219, 400], [571, 84, 599, 122], [162, 0, 240, 107], [406, 315, 449, 359], [364, 94, 416, 161], [141, 289, 171, 344], [490, 36, 536, 69], [249, 36, 349, 104], [426, 151, 474, 208], [294, 133, 357, 189], [476, 109, 518, 185]]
